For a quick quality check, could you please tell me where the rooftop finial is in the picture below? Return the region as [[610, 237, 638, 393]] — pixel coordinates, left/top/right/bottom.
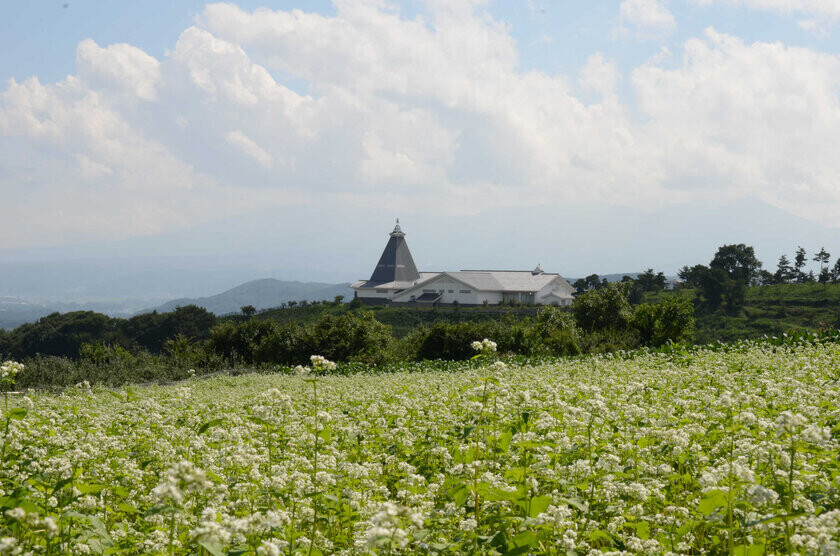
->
[[390, 218, 404, 237]]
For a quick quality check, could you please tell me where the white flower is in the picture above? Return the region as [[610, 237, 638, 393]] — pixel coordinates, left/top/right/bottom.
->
[[310, 355, 337, 371], [776, 411, 808, 436], [0, 361, 24, 380]]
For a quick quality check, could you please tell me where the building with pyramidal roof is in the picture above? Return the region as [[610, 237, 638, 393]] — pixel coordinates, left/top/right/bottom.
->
[[351, 221, 576, 307]]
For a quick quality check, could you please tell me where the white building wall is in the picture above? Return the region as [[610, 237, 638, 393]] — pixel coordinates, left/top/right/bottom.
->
[[356, 289, 395, 299]]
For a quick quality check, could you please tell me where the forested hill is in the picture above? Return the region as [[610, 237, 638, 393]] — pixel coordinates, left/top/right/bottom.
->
[[143, 278, 353, 315]]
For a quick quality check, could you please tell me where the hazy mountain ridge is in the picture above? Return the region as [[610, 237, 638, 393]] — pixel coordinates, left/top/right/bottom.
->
[[143, 279, 354, 316]]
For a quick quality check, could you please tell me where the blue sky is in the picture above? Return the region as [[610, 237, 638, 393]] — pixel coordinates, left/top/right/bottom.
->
[[2, 1, 840, 281]]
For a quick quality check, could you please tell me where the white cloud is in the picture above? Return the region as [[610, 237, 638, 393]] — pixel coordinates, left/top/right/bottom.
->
[[632, 28, 840, 222], [3, 3, 840, 248], [616, 0, 677, 39], [692, 0, 840, 34], [226, 130, 273, 168], [692, 0, 840, 18], [76, 39, 161, 101], [579, 53, 620, 96]]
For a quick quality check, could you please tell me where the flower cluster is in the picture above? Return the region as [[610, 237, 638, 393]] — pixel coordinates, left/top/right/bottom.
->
[[309, 355, 337, 372], [0, 361, 23, 381], [1, 344, 838, 553], [470, 338, 497, 354]]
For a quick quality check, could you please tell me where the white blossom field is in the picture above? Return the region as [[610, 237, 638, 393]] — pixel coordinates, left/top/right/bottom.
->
[[1, 343, 839, 554]]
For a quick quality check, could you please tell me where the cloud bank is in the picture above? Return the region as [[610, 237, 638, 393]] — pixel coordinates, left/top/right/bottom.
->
[[2, 1, 840, 248]]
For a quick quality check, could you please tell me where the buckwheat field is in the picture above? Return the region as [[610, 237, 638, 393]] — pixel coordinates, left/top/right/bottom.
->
[[1, 342, 839, 555]]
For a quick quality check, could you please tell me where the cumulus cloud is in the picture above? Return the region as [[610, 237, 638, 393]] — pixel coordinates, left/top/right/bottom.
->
[[579, 53, 620, 96], [692, 0, 840, 34], [692, 0, 840, 18], [616, 0, 677, 39], [2, 2, 840, 248], [76, 39, 161, 101]]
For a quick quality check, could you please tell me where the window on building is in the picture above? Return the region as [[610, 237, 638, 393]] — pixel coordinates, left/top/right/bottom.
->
[[448, 290, 454, 293], [376, 289, 388, 294], [459, 289, 471, 294], [422, 289, 436, 293]]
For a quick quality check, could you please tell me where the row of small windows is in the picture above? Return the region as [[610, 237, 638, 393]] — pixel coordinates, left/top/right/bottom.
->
[[421, 288, 472, 294]]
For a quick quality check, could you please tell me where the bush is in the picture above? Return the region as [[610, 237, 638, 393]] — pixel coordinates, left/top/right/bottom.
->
[[309, 312, 392, 364], [573, 283, 633, 332], [632, 296, 696, 347], [533, 306, 582, 356]]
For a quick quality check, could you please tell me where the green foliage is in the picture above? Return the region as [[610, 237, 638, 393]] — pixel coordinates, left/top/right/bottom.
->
[[532, 306, 582, 356], [631, 296, 695, 347], [572, 282, 633, 332], [7, 344, 840, 553]]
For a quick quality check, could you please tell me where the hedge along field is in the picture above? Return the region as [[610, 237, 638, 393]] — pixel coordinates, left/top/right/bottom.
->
[[1, 343, 839, 554]]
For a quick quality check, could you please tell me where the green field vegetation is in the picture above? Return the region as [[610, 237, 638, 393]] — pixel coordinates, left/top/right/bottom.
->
[[3, 281, 840, 389], [238, 303, 539, 338], [1, 342, 839, 553], [642, 283, 840, 343]]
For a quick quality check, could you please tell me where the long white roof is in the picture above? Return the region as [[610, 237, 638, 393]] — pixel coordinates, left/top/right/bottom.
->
[[354, 270, 575, 294], [448, 270, 563, 292]]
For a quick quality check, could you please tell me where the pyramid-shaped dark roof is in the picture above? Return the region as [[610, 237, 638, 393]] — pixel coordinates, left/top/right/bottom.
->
[[368, 220, 420, 284]]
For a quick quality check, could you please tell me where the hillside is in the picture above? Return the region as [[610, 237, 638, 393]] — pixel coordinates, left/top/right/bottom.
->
[[644, 283, 840, 342], [144, 278, 354, 315]]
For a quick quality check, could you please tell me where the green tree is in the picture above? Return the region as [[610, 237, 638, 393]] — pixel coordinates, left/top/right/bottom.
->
[[710, 244, 762, 284], [794, 246, 807, 282], [533, 306, 581, 356], [775, 254, 793, 284], [572, 282, 633, 332], [637, 269, 667, 292], [632, 296, 695, 347], [814, 247, 831, 270], [678, 265, 707, 288], [240, 305, 257, 317], [832, 258, 840, 284]]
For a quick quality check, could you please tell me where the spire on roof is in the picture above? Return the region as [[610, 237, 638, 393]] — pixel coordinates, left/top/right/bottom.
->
[[390, 218, 405, 238], [369, 220, 420, 284], [532, 263, 544, 275]]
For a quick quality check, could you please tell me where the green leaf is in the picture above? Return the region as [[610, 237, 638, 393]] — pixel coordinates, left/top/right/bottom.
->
[[628, 521, 650, 540], [198, 418, 224, 435], [529, 495, 552, 517], [698, 490, 727, 516], [509, 530, 537, 551], [733, 544, 766, 556], [198, 540, 225, 556], [7, 408, 27, 420], [496, 431, 513, 452], [88, 515, 113, 546], [118, 503, 138, 514], [318, 426, 332, 443], [52, 477, 74, 494], [77, 482, 106, 495], [587, 529, 614, 546], [451, 483, 470, 507]]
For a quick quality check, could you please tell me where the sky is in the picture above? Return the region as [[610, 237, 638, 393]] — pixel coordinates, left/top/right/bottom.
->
[[2, 0, 840, 285]]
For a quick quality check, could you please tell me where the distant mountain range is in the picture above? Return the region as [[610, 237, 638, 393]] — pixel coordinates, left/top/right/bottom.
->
[[0, 280, 354, 329], [0, 296, 143, 330], [143, 279, 354, 316]]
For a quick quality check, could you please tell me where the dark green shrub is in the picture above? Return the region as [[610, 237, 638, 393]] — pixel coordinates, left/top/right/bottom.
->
[[632, 296, 696, 347], [573, 283, 633, 332], [533, 307, 582, 356]]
